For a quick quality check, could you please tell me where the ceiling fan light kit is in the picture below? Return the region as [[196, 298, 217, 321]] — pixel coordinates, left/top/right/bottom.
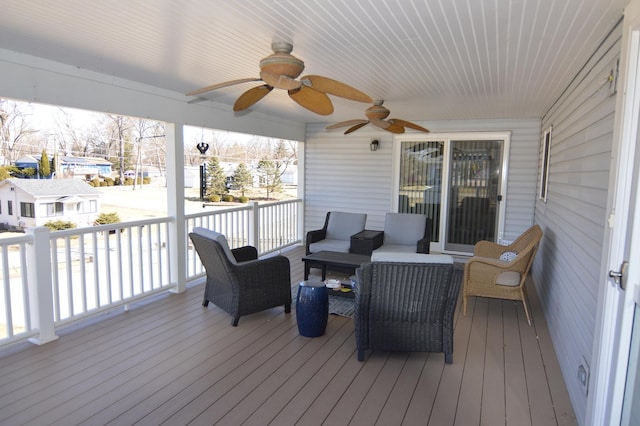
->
[[186, 41, 372, 116]]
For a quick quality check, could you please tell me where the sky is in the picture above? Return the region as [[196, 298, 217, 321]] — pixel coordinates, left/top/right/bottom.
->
[[16, 100, 283, 146]]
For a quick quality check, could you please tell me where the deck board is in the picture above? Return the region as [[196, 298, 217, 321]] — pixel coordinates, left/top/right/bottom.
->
[[482, 298, 507, 425], [0, 245, 577, 425]]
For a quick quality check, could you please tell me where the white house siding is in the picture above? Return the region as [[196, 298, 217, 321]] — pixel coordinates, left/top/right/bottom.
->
[[534, 21, 621, 423], [304, 119, 540, 240]]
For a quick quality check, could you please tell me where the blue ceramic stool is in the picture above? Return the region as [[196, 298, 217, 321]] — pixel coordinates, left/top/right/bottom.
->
[[296, 280, 328, 337]]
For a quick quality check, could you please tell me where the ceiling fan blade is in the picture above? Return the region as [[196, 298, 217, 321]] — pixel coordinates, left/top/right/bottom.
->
[[301, 75, 372, 103], [259, 71, 302, 91], [288, 86, 334, 115], [345, 121, 370, 134], [371, 118, 405, 134], [326, 119, 368, 130], [389, 118, 430, 132], [186, 78, 262, 96], [233, 85, 273, 111]]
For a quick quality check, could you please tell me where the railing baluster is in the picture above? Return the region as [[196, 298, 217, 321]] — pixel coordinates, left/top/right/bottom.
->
[[2, 247, 13, 338], [0, 199, 302, 348]]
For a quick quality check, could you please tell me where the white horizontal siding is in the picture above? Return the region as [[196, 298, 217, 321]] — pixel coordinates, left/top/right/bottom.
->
[[534, 20, 621, 424], [304, 118, 540, 240]]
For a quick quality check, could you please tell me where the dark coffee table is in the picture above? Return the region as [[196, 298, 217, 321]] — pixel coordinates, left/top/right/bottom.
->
[[302, 251, 370, 280]]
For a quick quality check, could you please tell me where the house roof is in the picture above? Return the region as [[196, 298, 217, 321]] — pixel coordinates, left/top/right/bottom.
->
[[15, 155, 112, 167], [1, 178, 101, 197], [0, 0, 629, 123]]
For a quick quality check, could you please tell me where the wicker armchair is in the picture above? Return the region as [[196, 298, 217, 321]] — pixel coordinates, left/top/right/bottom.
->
[[463, 224, 543, 325], [189, 227, 291, 326], [355, 254, 463, 363]]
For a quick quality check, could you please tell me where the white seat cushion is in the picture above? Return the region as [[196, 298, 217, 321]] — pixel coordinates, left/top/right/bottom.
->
[[192, 227, 237, 264], [496, 271, 522, 286], [309, 239, 351, 253], [373, 244, 417, 254], [371, 252, 454, 264]]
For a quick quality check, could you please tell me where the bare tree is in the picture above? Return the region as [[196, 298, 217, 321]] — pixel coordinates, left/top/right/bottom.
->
[[0, 100, 39, 164], [107, 114, 133, 183], [131, 118, 165, 189]]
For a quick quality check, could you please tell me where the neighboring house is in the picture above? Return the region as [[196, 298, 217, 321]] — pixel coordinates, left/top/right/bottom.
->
[[14, 155, 113, 179], [0, 178, 101, 230], [184, 163, 298, 188]]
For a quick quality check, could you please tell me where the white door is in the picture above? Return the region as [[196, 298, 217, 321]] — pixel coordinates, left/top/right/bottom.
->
[[590, 0, 640, 422]]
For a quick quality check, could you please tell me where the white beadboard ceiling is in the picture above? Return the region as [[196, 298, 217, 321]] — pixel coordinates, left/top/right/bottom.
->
[[0, 0, 628, 125]]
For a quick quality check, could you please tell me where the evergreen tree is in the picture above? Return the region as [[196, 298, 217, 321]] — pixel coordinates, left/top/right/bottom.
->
[[232, 163, 253, 197], [206, 156, 227, 198], [0, 165, 19, 181], [52, 151, 59, 178], [257, 159, 282, 200], [39, 150, 51, 178]]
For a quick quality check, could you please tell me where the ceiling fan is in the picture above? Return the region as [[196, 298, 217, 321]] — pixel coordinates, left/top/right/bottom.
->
[[186, 41, 372, 115], [326, 100, 430, 134]]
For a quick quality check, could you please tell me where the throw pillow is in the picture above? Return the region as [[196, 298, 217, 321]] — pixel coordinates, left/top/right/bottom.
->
[[499, 251, 518, 262]]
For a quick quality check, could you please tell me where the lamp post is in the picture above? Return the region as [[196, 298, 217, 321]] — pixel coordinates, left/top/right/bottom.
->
[[196, 142, 209, 201]]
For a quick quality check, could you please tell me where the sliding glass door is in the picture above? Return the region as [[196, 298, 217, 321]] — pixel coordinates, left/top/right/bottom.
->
[[445, 139, 503, 252], [398, 141, 444, 242], [397, 134, 507, 254]]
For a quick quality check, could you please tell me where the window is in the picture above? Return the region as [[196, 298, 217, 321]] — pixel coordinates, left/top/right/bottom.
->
[[539, 126, 552, 202], [42, 202, 64, 217], [76, 200, 97, 214], [20, 202, 35, 218], [8, 201, 13, 216]]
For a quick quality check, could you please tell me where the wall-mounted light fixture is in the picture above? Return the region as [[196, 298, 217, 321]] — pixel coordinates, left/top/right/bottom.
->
[[370, 139, 380, 151]]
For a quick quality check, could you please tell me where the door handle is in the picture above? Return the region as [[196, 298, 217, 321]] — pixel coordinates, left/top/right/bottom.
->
[[609, 261, 629, 290]]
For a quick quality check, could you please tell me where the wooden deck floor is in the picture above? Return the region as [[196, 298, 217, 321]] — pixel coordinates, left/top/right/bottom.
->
[[0, 246, 576, 425]]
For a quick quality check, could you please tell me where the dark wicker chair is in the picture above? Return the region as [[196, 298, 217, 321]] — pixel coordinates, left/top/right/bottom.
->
[[355, 255, 463, 363], [372, 212, 432, 255], [189, 227, 291, 326], [305, 211, 367, 255]]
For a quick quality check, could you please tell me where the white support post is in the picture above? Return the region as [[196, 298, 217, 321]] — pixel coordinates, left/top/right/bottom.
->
[[166, 122, 187, 294], [248, 201, 260, 251], [26, 226, 58, 345]]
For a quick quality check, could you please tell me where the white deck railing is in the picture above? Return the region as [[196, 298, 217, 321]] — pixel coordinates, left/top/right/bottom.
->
[[0, 199, 303, 347]]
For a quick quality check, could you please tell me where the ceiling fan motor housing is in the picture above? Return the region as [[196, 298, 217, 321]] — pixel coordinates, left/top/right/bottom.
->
[[365, 104, 390, 120], [260, 41, 305, 78]]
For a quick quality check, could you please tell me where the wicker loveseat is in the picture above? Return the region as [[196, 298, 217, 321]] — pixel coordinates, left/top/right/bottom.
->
[[189, 227, 292, 326], [354, 253, 463, 363]]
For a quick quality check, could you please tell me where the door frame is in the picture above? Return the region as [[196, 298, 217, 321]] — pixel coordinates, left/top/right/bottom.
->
[[588, 0, 640, 422], [392, 131, 510, 254]]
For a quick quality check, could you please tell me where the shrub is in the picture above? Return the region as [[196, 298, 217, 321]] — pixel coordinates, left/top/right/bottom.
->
[[100, 181, 107, 187], [94, 212, 121, 225], [123, 177, 133, 186], [103, 177, 114, 186], [237, 196, 249, 203], [208, 194, 221, 202], [143, 177, 152, 185], [44, 220, 76, 231], [221, 194, 234, 202]]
